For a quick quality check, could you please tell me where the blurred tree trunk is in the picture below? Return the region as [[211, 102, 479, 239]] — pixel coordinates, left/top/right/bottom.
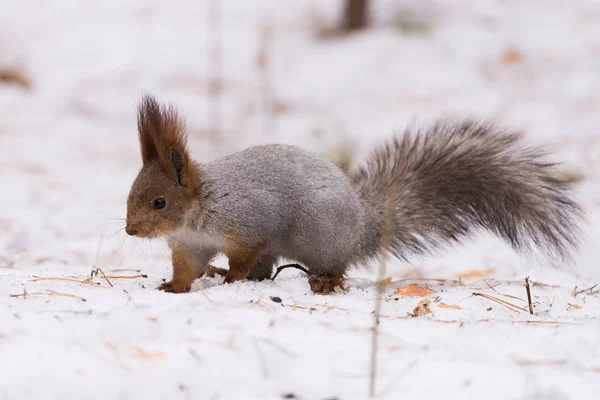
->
[[343, 0, 369, 31]]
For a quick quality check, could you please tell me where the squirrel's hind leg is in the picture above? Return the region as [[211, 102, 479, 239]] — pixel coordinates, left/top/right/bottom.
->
[[222, 241, 267, 284], [306, 265, 346, 295], [247, 253, 278, 281]]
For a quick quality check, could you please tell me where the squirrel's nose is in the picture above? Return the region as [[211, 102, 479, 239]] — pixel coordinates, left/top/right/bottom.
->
[[125, 225, 138, 236]]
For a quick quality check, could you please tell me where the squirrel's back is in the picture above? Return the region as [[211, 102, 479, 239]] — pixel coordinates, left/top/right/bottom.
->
[[195, 144, 366, 272]]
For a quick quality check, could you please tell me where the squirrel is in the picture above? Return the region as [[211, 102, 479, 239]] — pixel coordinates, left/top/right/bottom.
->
[[125, 94, 583, 295]]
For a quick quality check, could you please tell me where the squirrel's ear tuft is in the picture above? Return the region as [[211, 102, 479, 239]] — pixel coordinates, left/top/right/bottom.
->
[[137, 93, 198, 191], [137, 94, 161, 164]]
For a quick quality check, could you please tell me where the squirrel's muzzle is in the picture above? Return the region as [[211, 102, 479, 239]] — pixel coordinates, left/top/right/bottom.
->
[[125, 225, 138, 236]]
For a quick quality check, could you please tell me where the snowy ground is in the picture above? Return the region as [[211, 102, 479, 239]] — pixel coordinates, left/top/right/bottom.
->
[[1, 0, 600, 399]]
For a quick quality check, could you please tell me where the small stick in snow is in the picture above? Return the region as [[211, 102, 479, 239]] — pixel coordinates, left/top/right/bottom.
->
[[271, 264, 309, 280], [45, 290, 87, 302], [30, 276, 92, 285], [193, 282, 214, 302], [573, 284, 598, 297], [10, 289, 86, 302], [105, 274, 148, 280], [369, 180, 398, 397], [90, 268, 113, 287], [524, 277, 534, 315], [9, 288, 28, 299]]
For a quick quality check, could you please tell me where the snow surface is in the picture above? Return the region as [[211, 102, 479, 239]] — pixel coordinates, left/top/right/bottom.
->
[[1, 0, 600, 399]]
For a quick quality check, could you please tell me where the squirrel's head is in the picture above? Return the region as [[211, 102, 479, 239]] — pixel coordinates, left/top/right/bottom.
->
[[125, 95, 199, 238]]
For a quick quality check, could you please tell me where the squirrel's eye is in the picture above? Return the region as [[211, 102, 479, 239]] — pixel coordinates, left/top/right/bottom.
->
[[153, 198, 166, 210]]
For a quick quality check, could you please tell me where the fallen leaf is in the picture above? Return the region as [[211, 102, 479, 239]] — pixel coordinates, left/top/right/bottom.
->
[[456, 268, 495, 279], [408, 299, 431, 317], [394, 284, 434, 297], [438, 302, 461, 310], [502, 47, 523, 65], [568, 303, 582, 309]]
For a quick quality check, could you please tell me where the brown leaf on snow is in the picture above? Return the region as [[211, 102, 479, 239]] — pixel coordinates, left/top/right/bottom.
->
[[456, 268, 495, 279], [502, 47, 523, 65], [408, 299, 431, 317], [438, 302, 462, 310], [394, 284, 434, 297], [568, 303, 582, 309]]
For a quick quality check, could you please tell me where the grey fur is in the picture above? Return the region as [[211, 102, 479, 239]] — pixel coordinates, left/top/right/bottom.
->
[[178, 119, 583, 278]]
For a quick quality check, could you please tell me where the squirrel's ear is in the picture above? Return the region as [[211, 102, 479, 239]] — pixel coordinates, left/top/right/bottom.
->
[[170, 148, 188, 187], [137, 95, 161, 164], [137, 94, 198, 191]]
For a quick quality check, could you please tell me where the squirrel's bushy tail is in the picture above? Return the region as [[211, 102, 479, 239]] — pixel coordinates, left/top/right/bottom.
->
[[351, 120, 583, 265]]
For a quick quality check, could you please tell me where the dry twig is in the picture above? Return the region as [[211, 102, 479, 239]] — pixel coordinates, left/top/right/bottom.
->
[[472, 292, 527, 313], [524, 277, 534, 315], [369, 179, 398, 397], [91, 267, 114, 287]]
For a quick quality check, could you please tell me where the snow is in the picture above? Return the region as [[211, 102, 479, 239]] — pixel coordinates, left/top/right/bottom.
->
[[1, 0, 600, 399]]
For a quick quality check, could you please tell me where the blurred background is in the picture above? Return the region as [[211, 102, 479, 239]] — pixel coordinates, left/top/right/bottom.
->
[[1, 0, 599, 278]]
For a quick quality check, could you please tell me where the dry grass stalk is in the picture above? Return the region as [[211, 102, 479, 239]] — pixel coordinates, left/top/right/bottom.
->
[[193, 281, 215, 302], [207, 0, 222, 141], [472, 292, 527, 313], [130, 346, 165, 359], [257, 23, 278, 136], [30, 270, 146, 288], [91, 267, 113, 287], [573, 284, 598, 297], [105, 274, 148, 280], [189, 335, 239, 351], [514, 358, 566, 366], [369, 178, 398, 397], [10, 288, 87, 302], [30, 275, 92, 285]]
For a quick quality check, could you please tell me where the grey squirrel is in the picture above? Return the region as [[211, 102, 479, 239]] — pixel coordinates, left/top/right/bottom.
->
[[125, 95, 583, 294]]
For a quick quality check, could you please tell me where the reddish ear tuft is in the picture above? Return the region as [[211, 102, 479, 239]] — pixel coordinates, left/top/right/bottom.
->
[[136, 94, 198, 190], [137, 95, 160, 164]]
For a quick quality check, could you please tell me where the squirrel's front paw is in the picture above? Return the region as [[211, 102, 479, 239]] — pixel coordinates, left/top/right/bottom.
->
[[157, 280, 191, 293]]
